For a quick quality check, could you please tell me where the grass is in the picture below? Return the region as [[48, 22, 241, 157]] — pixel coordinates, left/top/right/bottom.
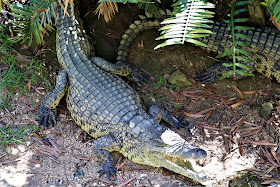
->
[[0, 125, 35, 146], [0, 25, 50, 107], [0, 26, 50, 146]]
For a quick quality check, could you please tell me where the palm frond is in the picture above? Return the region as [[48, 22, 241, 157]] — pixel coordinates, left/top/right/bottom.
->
[[9, 0, 58, 46], [154, 0, 215, 50], [0, 0, 10, 11], [95, 1, 118, 23], [138, 0, 162, 17], [260, 0, 280, 30], [98, 0, 144, 3]]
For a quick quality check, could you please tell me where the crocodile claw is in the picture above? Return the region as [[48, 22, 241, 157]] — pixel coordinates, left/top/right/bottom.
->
[[127, 66, 152, 85], [38, 106, 56, 129], [172, 116, 189, 129], [195, 63, 231, 84], [97, 162, 117, 180]]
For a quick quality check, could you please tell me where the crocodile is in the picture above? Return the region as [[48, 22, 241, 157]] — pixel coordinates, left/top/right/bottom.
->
[[39, 2, 207, 184], [115, 12, 280, 84], [195, 22, 280, 83]]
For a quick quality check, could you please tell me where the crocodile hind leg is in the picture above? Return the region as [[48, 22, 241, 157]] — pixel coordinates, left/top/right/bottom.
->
[[90, 57, 151, 85], [39, 70, 68, 128], [148, 105, 187, 128], [92, 135, 121, 179]]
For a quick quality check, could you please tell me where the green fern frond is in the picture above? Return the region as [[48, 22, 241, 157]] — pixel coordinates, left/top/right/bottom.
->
[[218, 0, 254, 79], [154, 0, 215, 49]]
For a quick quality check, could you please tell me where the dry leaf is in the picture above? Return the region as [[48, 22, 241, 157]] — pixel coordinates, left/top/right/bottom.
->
[[184, 112, 205, 118], [233, 86, 244, 99]]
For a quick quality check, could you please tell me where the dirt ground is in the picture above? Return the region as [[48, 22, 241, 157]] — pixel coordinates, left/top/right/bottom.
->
[[1, 2, 280, 187]]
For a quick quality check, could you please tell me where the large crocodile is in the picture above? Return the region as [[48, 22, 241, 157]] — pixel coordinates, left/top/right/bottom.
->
[[39, 2, 207, 184]]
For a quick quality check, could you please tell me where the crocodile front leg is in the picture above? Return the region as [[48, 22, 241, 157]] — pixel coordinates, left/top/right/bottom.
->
[[90, 57, 151, 85], [195, 61, 256, 84], [148, 105, 186, 128], [93, 135, 121, 179], [39, 69, 68, 128]]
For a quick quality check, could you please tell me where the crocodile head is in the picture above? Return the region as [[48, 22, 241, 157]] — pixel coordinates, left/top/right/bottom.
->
[[130, 129, 207, 183]]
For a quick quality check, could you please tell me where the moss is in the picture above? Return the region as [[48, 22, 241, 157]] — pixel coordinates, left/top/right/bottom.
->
[[229, 172, 264, 187]]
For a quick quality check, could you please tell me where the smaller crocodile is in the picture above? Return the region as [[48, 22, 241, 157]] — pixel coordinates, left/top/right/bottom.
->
[[116, 11, 280, 84], [195, 22, 280, 83]]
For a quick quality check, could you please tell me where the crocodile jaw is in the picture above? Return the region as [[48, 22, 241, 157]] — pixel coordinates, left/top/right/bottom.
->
[[160, 158, 207, 183], [134, 129, 208, 183], [161, 130, 207, 160]]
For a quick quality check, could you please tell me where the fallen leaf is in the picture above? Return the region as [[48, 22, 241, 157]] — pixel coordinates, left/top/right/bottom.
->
[[27, 80, 31, 92], [261, 178, 280, 184], [230, 117, 246, 136], [245, 140, 277, 146], [233, 86, 244, 99], [198, 123, 221, 130], [184, 112, 205, 118], [231, 99, 246, 108], [197, 107, 214, 115]]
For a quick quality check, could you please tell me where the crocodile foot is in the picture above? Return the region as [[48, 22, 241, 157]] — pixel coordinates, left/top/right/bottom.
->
[[38, 106, 56, 129], [195, 63, 232, 84], [127, 65, 153, 85], [97, 161, 117, 180], [195, 63, 224, 83]]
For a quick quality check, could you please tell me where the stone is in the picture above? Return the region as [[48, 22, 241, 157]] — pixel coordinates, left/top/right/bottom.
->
[[168, 70, 193, 88], [259, 102, 273, 120]]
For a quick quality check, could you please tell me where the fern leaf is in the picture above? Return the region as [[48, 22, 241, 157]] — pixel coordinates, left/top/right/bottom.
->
[[155, 0, 215, 49]]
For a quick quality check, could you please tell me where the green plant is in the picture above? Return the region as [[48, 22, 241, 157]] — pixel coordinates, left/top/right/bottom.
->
[[0, 0, 10, 11], [168, 84, 178, 90], [0, 125, 34, 146], [0, 26, 49, 101], [154, 0, 215, 49], [217, 1, 254, 80], [9, 0, 58, 46], [174, 103, 181, 109], [260, 0, 280, 30], [137, 0, 162, 17], [152, 76, 164, 89]]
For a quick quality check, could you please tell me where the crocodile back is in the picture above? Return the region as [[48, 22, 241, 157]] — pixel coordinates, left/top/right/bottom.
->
[[56, 5, 145, 138], [200, 22, 280, 59], [199, 22, 280, 81]]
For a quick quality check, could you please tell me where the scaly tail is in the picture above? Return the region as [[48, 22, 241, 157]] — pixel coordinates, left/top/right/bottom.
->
[[116, 10, 170, 62]]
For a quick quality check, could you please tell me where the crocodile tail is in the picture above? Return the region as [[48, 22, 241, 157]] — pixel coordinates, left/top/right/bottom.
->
[[73, 1, 95, 57], [116, 10, 170, 62]]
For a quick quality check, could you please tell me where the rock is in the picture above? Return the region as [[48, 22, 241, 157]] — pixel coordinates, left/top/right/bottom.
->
[[259, 102, 273, 120], [168, 70, 193, 88], [248, 0, 266, 27]]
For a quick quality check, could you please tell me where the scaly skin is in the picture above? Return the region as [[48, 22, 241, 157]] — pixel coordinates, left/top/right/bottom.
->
[[195, 22, 280, 83], [39, 3, 207, 184], [116, 16, 280, 83]]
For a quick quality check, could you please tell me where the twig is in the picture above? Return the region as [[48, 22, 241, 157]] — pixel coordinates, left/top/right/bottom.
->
[[116, 176, 137, 187]]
